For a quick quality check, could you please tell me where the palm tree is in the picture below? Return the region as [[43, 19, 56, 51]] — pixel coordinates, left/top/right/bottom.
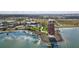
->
[[16, 18, 27, 29], [2, 21, 9, 31], [2, 21, 9, 26]]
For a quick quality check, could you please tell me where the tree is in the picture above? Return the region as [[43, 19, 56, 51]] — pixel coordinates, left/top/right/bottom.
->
[[2, 21, 9, 31], [16, 18, 25, 25]]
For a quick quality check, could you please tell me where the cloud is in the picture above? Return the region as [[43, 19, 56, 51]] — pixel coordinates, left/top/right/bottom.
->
[[0, 11, 79, 14]]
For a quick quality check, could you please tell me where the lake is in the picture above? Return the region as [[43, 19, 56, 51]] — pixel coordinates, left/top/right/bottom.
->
[[0, 28, 79, 48], [0, 30, 47, 48], [58, 27, 79, 48]]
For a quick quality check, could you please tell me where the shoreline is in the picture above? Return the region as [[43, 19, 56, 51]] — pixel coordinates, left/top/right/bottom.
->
[[0, 29, 63, 42], [0, 29, 63, 46]]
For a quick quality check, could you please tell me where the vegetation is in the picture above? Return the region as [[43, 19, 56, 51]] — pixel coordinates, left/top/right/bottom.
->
[[1, 18, 79, 32]]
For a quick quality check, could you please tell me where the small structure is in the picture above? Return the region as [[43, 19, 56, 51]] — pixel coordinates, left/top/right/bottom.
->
[[26, 21, 40, 27]]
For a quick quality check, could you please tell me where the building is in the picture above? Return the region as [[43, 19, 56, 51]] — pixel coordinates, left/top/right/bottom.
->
[[48, 19, 55, 35], [48, 19, 58, 48], [26, 21, 40, 27]]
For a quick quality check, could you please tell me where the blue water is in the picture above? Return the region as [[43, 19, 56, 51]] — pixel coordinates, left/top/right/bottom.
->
[[58, 28, 79, 48], [0, 28, 79, 48], [0, 30, 47, 48]]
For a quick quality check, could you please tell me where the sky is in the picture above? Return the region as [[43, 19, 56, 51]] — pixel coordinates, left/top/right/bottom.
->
[[0, 11, 79, 14]]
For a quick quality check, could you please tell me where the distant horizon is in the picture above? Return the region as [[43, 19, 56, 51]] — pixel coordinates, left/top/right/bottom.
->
[[0, 11, 79, 14]]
